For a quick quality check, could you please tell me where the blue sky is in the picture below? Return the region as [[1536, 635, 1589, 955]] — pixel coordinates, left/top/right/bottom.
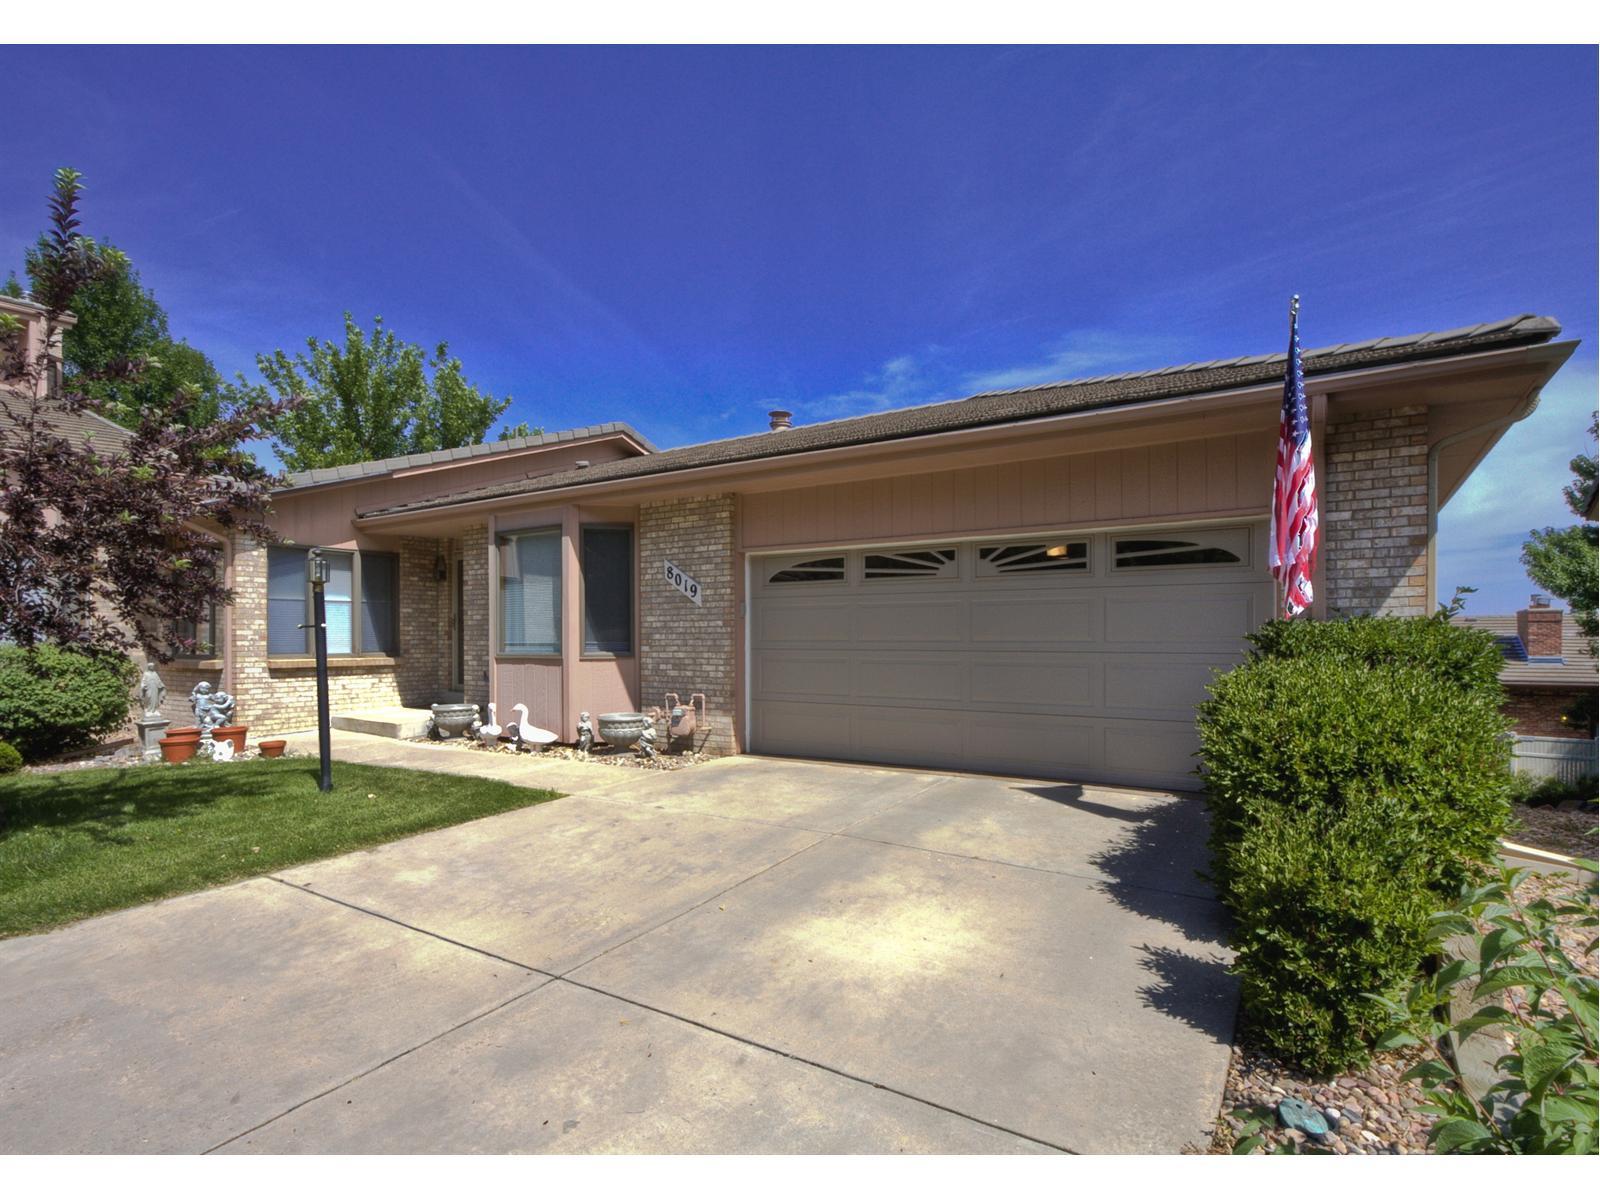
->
[[3, 45, 1595, 615]]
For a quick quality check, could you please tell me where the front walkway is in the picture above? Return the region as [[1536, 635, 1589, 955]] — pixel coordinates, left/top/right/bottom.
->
[[0, 740, 1236, 1154]]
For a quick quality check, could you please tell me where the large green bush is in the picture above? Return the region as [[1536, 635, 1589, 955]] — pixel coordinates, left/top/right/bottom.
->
[[1197, 614, 1514, 1073], [0, 645, 137, 762]]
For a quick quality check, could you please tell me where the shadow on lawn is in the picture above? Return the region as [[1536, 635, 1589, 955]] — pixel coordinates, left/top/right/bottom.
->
[[0, 761, 326, 846], [1017, 781, 1238, 1041]]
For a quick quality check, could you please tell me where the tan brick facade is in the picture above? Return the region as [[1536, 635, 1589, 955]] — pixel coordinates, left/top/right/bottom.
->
[[461, 524, 490, 710], [227, 535, 455, 737], [638, 494, 737, 754], [1322, 405, 1429, 617]]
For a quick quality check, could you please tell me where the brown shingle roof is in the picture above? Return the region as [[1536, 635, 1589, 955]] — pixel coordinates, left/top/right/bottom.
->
[[363, 313, 1562, 519], [0, 398, 134, 452], [1453, 613, 1597, 689]]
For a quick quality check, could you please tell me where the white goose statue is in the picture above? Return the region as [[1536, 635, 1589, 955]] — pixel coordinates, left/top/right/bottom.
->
[[478, 702, 502, 747], [504, 701, 559, 751]]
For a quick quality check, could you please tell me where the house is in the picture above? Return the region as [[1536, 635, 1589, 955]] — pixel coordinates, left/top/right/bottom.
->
[[6, 300, 1584, 789], [1454, 598, 1597, 738]]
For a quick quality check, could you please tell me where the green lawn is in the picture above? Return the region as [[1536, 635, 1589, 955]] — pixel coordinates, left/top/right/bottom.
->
[[0, 759, 559, 938]]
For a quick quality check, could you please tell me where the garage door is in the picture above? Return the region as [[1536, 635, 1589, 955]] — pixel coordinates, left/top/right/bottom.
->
[[749, 524, 1273, 790]]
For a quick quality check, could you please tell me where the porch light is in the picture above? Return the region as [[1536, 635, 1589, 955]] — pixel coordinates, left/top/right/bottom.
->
[[434, 554, 448, 582], [307, 548, 331, 584]]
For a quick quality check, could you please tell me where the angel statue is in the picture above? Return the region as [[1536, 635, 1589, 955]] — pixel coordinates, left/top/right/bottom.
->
[[189, 681, 236, 733], [576, 711, 594, 754]]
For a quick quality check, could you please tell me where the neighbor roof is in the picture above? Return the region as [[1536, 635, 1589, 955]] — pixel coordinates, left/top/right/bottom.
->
[[277, 421, 657, 491], [1453, 613, 1597, 689], [0, 398, 134, 452], [365, 313, 1562, 519]]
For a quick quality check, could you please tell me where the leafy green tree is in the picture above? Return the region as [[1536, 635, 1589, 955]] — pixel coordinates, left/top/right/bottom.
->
[[232, 313, 529, 471], [16, 236, 223, 429], [1522, 417, 1598, 649]]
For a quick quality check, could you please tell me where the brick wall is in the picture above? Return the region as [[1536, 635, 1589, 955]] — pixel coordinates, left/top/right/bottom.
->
[[638, 494, 737, 755], [229, 535, 454, 738], [462, 524, 489, 710], [1504, 687, 1593, 739], [1322, 405, 1429, 617]]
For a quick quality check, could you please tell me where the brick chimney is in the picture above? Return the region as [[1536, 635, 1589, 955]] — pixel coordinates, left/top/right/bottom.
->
[[1517, 594, 1564, 661]]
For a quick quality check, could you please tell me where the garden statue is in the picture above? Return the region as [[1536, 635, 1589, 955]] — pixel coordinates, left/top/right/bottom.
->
[[189, 681, 236, 733], [636, 723, 657, 761], [139, 661, 167, 718], [210, 738, 235, 762], [576, 711, 594, 754]]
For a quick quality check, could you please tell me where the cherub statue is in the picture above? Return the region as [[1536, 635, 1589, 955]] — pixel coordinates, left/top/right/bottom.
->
[[576, 711, 594, 754], [190, 681, 236, 732], [139, 661, 166, 718], [636, 723, 657, 761]]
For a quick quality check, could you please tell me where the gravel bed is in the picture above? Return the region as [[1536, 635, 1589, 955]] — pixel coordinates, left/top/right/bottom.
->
[[1509, 803, 1598, 859], [405, 735, 709, 771], [1203, 867, 1598, 1155]]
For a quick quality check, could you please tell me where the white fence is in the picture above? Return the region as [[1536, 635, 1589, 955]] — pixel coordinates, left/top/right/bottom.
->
[[1511, 735, 1598, 785]]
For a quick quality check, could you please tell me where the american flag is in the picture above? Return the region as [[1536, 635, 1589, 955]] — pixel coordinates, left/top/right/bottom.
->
[[1269, 297, 1318, 617]]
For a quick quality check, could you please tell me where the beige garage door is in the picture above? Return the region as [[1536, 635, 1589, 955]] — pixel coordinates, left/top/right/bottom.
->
[[749, 524, 1273, 791]]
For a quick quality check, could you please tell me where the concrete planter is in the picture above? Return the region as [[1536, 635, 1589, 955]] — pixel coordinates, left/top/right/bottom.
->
[[597, 712, 652, 749], [429, 703, 480, 739]]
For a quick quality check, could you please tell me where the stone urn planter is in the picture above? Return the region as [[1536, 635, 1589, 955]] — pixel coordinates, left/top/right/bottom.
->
[[258, 739, 287, 759], [159, 728, 201, 764], [429, 702, 480, 740], [212, 724, 248, 754], [597, 712, 652, 750]]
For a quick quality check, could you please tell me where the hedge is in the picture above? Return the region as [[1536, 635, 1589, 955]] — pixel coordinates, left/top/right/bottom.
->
[[0, 645, 137, 763], [1197, 614, 1513, 1072]]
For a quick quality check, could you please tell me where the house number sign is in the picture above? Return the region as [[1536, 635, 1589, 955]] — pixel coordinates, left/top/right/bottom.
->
[[663, 559, 703, 606]]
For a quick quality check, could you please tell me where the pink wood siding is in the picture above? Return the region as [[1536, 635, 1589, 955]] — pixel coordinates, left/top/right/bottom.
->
[[493, 659, 563, 736], [741, 432, 1276, 550]]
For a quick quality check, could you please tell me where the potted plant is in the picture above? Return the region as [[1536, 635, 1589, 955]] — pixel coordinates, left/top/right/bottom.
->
[[211, 723, 248, 754], [258, 738, 287, 759]]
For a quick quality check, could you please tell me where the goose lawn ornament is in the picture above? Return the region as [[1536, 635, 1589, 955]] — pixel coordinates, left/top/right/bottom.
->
[[504, 702, 530, 749], [478, 702, 502, 747]]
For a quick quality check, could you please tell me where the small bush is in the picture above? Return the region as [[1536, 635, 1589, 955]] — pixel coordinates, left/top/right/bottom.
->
[[0, 740, 22, 774], [0, 645, 137, 762], [1508, 772, 1599, 809], [1198, 614, 1515, 1074]]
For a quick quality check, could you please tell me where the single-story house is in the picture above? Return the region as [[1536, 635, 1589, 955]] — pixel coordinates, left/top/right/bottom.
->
[[6, 299, 1583, 789], [1454, 599, 1597, 738]]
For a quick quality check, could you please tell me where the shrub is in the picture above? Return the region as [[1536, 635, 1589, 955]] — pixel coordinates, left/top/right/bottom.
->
[[1198, 616, 1516, 1074], [1509, 772, 1599, 810], [0, 645, 137, 762], [0, 740, 22, 774]]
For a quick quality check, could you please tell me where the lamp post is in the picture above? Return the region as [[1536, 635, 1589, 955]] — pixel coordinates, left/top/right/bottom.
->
[[307, 548, 333, 793]]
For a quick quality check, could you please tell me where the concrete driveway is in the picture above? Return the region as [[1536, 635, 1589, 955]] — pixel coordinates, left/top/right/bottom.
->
[[0, 753, 1235, 1154]]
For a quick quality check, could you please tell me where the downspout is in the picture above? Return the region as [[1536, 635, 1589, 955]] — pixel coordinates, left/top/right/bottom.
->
[[1426, 387, 1543, 612]]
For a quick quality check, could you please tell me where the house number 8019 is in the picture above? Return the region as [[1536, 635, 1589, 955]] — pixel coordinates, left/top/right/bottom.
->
[[663, 559, 702, 606]]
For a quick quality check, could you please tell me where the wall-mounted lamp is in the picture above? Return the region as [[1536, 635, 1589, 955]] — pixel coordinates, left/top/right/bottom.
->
[[434, 555, 449, 582]]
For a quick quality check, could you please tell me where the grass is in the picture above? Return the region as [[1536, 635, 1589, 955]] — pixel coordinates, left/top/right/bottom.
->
[[0, 759, 559, 938]]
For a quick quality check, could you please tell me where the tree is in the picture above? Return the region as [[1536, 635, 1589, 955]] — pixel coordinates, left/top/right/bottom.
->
[[1521, 416, 1598, 650], [232, 313, 530, 471], [0, 168, 290, 662], [13, 232, 224, 430]]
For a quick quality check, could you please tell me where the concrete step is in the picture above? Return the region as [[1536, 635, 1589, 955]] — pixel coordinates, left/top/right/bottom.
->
[[330, 706, 434, 740]]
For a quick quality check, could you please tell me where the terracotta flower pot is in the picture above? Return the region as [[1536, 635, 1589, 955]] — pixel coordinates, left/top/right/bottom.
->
[[159, 734, 200, 764], [211, 724, 248, 753], [258, 739, 287, 759]]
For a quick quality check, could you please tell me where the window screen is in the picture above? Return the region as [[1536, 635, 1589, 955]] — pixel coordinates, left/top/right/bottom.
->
[[500, 530, 561, 654], [267, 547, 309, 655], [582, 526, 633, 654], [360, 552, 398, 654]]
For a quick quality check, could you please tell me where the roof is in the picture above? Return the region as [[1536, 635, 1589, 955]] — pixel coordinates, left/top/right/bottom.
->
[[1453, 613, 1597, 689], [0, 396, 134, 452], [363, 313, 1563, 519], [277, 421, 657, 491]]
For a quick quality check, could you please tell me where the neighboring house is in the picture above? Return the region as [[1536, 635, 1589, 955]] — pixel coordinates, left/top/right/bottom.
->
[[1455, 600, 1597, 738], [5, 301, 1585, 789]]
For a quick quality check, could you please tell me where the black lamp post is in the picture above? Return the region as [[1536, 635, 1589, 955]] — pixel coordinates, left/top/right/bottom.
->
[[307, 548, 333, 792]]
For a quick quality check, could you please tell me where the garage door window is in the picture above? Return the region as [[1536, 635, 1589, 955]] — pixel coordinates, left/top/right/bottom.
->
[[863, 548, 957, 580], [767, 556, 846, 584], [1113, 533, 1244, 569], [976, 541, 1088, 576]]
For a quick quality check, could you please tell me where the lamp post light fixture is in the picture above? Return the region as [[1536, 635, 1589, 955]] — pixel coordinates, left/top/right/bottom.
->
[[306, 548, 333, 793]]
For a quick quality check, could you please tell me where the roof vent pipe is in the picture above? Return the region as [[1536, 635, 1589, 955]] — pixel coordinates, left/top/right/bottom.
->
[[768, 410, 793, 432]]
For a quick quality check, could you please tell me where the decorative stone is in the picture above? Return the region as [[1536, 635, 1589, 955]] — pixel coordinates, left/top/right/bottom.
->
[[1276, 1097, 1332, 1143]]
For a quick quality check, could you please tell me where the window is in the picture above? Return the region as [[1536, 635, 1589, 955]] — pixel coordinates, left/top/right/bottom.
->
[[767, 556, 846, 584], [173, 601, 218, 657], [266, 546, 399, 656], [863, 548, 958, 580], [1113, 535, 1244, 569], [499, 529, 561, 654], [977, 541, 1089, 575], [581, 526, 633, 655]]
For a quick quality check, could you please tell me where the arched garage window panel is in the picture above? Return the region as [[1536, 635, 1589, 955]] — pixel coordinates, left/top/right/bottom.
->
[[862, 548, 957, 580], [1113, 530, 1247, 569], [976, 541, 1088, 576], [767, 556, 846, 584]]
